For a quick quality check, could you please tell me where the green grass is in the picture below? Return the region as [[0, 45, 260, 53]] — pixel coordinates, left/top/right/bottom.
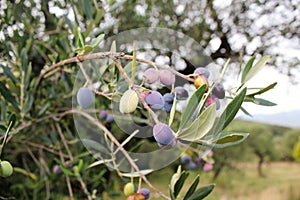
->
[[104, 162, 300, 200]]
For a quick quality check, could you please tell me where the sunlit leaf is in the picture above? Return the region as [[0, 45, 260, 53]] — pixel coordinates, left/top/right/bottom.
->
[[177, 104, 216, 141], [82, 45, 94, 54], [211, 132, 249, 148], [170, 165, 182, 193], [241, 55, 256, 83], [179, 85, 206, 130], [107, 0, 128, 12], [213, 87, 247, 134], [253, 98, 277, 106], [91, 34, 105, 48], [247, 82, 277, 97], [120, 169, 154, 177], [243, 55, 270, 83]]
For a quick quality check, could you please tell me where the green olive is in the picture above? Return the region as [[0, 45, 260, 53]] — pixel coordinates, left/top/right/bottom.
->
[[0, 160, 13, 177]]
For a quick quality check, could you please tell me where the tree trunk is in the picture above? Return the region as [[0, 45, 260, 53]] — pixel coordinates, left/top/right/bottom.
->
[[257, 155, 265, 177]]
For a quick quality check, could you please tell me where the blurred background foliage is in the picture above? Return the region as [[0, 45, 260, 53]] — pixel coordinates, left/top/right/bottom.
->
[[0, 0, 300, 199]]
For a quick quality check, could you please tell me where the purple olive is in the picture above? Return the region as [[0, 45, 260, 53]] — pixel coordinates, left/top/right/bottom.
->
[[194, 67, 210, 78], [153, 123, 175, 145], [99, 110, 107, 120], [212, 82, 225, 99], [188, 162, 197, 170], [174, 86, 189, 100], [106, 115, 114, 123], [181, 154, 191, 164], [145, 91, 164, 110], [143, 68, 159, 84], [159, 69, 175, 86], [138, 188, 150, 199], [77, 87, 94, 109]]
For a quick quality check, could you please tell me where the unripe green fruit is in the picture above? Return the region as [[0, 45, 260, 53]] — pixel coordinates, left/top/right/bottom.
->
[[119, 89, 139, 114], [0, 160, 13, 177], [124, 182, 135, 197]]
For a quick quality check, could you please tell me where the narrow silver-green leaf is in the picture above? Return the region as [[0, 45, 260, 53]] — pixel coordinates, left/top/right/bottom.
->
[[91, 34, 105, 48], [168, 94, 177, 127], [0, 81, 20, 112], [253, 98, 277, 106], [240, 106, 252, 117], [179, 85, 206, 130], [109, 40, 116, 65], [59, 164, 74, 176], [107, 0, 128, 12], [170, 166, 182, 196], [213, 87, 247, 134], [21, 48, 28, 72], [183, 176, 200, 200], [187, 184, 215, 200], [241, 55, 256, 83], [243, 55, 270, 83], [211, 132, 249, 148], [177, 103, 216, 141], [174, 171, 189, 198], [0, 64, 18, 84], [247, 82, 277, 97], [120, 169, 154, 178]]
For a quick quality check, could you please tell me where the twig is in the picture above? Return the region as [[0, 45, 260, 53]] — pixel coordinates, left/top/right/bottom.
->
[[55, 121, 92, 200], [56, 137, 74, 200], [122, 55, 194, 82], [55, 123, 74, 161], [69, 109, 170, 200], [77, 60, 112, 99], [35, 52, 125, 95]]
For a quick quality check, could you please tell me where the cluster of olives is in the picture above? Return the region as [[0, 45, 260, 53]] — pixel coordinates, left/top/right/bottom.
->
[[124, 182, 150, 200], [0, 160, 13, 177], [180, 150, 214, 172], [76, 66, 225, 151], [193, 67, 225, 109], [99, 110, 114, 123]]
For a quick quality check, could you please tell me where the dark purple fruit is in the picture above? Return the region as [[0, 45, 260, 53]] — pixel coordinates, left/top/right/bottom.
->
[[159, 69, 175, 86], [138, 188, 150, 199], [106, 115, 114, 123], [145, 91, 164, 110], [153, 123, 175, 145], [143, 68, 159, 84], [77, 87, 94, 108], [188, 161, 197, 170], [99, 110, 107, 120], [194, 67, 210, 78], [174, 86, 189, 100], [212, 82, 225, 99], [181, 154, 191, 164]]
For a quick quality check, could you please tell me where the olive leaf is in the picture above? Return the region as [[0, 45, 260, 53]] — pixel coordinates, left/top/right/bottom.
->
[[177, 103, 216, 142], [179, 85, 206, 130]]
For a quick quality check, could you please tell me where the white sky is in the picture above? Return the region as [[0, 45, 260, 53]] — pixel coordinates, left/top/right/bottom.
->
[[232, 66, 300, 115]]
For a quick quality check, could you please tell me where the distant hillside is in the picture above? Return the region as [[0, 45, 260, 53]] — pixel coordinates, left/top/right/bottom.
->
[[238, 110, 300, 129]]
